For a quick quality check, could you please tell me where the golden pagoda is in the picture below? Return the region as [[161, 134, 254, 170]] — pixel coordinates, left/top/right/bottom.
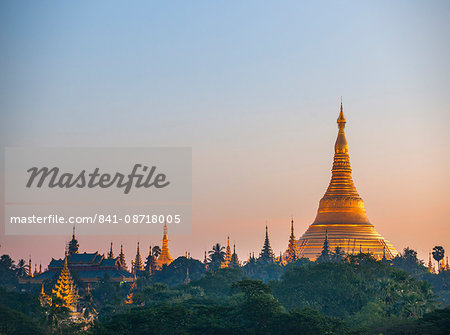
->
[[297, 101, 398, 261], [221, 237, 232, 268], [156, 223, 173, 268], [439, 256, 447, 273], [428, 252, 435, 274], [51, 254, 78, 311], [285, 219, 297, 263]]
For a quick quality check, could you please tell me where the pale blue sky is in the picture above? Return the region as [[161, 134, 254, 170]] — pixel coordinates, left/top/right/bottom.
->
[[1, 1, 449, 265]]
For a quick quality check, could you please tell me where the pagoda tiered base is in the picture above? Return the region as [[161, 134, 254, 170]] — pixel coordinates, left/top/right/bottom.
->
[[297, 223, 398, 261]]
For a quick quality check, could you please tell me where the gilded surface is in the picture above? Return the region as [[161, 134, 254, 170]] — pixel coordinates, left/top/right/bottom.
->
[[297, 103, 398, 260]]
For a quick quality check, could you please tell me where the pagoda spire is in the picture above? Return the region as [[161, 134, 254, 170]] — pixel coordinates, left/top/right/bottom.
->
[[52, 254, 78, 311], [428, 252, 435, 273], [313, 100, 368, 225], [258, 225, 274, 264], [230, 243, 239, 267], [132, 242, 144, 274], [156, 223, 173, 268], [222, 237, 232, 268], [28, 257, 33, 277], [118, 244, 127, 271], [285, 218, 297, 263], [108, 242, 114, 259], [68, 226, 79, 256]]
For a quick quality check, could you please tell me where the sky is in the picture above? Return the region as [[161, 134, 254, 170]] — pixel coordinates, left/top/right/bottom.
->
[[0, 1, 449, 268]]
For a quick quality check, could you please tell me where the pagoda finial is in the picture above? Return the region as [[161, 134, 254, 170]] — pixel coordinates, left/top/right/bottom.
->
[[108, 242, 114, 259], [335, 99, 348, 154], [338, 97, 345, 124]]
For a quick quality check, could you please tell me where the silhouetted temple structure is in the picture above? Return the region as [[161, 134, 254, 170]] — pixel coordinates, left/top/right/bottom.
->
[[297, 102, 398, 260], [21, 251, 134, 284], [19, 229, 134, 284]]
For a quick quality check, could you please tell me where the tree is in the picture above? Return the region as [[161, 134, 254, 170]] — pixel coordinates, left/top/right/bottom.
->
[[0, 254, 14, 269], [79, 291, 97, 321], [316, 231, 330, 263], [152, 246, 161, 259], [208, 243, 226, 271], [43, 296, 70, 335], [432, 246, 445, 268], [144, 246, 157, 275], [230, 245, 240, 268], [15, 259, 28, 277], [232, 279, 282, 332], [331, 246, 345, 262], [392, 247, 427, 277]]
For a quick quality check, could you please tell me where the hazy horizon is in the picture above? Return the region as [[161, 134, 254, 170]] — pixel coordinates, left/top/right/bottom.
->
[[1, 1, 449, 268]]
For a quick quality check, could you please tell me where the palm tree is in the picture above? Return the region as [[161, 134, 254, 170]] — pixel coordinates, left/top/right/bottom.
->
[[432, 246, 445, 269], [208, 243, 225, 270], [79, 291, 97, 322], [15, 259, 27, 277], [0, 254, 14, 269], [152, 246, 161, 259], [43, 296, 69, 335]]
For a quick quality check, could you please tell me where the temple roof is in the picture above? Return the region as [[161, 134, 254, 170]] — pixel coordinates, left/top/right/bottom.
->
[[48, 252, 120, 269], [31, 269, 134, 282]]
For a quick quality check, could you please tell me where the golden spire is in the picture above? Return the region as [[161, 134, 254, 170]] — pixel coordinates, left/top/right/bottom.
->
[[222, 237, 232, 268], [313, 100, 368, 225], [156, 223, 173, 268], [285, 218, 297, 263], [52, 254, 78, 311], [428, 252, 435, 273]]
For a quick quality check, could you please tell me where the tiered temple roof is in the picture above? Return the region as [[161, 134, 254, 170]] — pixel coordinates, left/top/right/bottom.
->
[[20, 251, 134, 284]]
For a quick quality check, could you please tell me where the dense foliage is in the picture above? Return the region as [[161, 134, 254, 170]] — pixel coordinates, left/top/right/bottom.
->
[[0, 247, 449, 335]]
